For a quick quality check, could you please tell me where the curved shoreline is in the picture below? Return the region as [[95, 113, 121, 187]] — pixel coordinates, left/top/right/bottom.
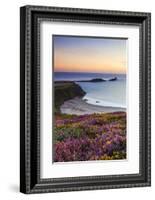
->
[[60, 97, 126, 115], [54, 81, 86, 113]]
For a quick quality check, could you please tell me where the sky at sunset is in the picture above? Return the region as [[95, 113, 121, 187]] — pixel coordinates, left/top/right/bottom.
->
[[53, 35, 127, 74]]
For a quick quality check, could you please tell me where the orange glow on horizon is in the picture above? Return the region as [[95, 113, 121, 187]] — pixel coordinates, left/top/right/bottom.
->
[[53, 36, 127, 74]]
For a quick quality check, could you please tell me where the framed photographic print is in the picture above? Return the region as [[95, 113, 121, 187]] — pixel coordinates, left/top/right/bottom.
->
[[20, 5, 151, 193]]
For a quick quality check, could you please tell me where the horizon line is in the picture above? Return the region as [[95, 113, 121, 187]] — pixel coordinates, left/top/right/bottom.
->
[[54, 71, 126, 75]]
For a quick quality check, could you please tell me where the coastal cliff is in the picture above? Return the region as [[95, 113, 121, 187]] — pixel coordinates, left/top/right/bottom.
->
[[54, 81, 86, 113]]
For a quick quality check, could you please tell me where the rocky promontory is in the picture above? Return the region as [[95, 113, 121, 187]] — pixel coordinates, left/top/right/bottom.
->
[[54, 81, 86, 113], [77, 77, 118, 82]]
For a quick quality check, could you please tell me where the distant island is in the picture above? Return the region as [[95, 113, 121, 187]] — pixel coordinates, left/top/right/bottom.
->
[[76, 77, 117, 82], [109, 77, 117, 81]]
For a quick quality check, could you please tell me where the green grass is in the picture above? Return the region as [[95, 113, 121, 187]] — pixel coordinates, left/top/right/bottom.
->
[[54, 81, 85, 113]]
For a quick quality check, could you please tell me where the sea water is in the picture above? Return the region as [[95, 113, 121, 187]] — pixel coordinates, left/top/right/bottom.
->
[[54, 72, 126, 108]]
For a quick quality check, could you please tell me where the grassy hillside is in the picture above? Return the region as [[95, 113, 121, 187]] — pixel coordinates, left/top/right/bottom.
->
[[54, 81, 86, 113], [54, 112, 126, 162]]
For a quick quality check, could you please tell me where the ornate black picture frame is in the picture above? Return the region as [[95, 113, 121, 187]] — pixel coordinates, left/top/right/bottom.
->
[[20, 5, 151, 193]]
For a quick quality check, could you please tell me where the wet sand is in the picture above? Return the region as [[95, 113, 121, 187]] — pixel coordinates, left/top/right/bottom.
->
[[60, 97, 126, 115]]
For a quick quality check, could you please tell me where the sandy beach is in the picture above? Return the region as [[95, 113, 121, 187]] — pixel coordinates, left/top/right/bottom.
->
[[60, 97, 126, 115]]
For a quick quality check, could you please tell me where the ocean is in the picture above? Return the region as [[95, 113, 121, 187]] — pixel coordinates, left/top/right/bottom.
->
[[54, 72, 126, 108]]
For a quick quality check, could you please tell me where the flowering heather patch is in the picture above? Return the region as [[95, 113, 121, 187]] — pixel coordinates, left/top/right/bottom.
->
[[54, 112, 126, 162]]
